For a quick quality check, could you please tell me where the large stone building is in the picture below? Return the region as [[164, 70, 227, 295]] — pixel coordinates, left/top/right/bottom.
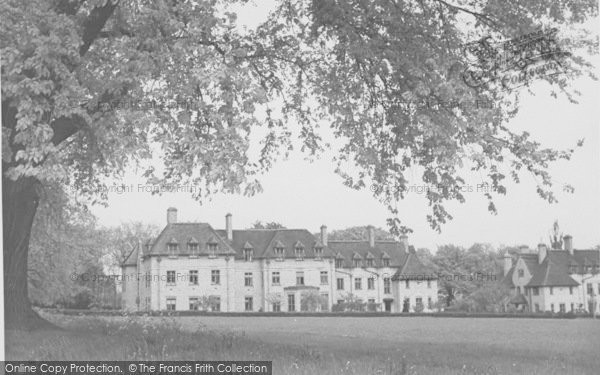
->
[[502, 236, 600, 314], [121, 208, 438, 313]]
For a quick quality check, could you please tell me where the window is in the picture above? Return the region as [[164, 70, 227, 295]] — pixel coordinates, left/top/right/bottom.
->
[[384, 278, 391, 294], [320, 293, 329, 311], [559, 303, 566, 313], [315, 247, 323, 258], [518, 269, 524, 278], [355, 278, 362, 290], [244, 249, 253, 262], [189, 270, 198, 285], [533, 287, 539, 296], [569, 264, 577, 274], [188, 242, 199, 255], [416, 297, 423, 308], [337, 299, 344, 305], [549, 287, 553, 295], [244, 297, 253, 311], [368, 277, 375, 290], [427, 297, 433, 309], [208, 243, 217, 257], [570, 303, 574, 312], [320, 271, 328, 285], [383, 258, 390, 267], [296, 271, 305, 286], [189, 297, 198, 310], [337, 278, 344, 290], [353, 259, 361, 268], [427, 280, 432, 288], [166, 297, 176, 311], [145, 297, 150, 311], [168, 243, 178, 255], [275, 247, 284, 260], [272, 271, 280, 285], [569, 286, 573, 295], [211, 270, 220, 285], [272, 302, 281, 312], [587, 284, 593, 295], [288, 294, 295, 312], [534, 304, 540, 312], [166, 271, 176, 285], [212, 297, 221, 312], [550, 303, 554, 312], [335, 259, 343, 268], [586, 265, 592, 274], [244, 272, 253, 287], [295, 247, 304, 260], [366, 259, 374, 267], [405, 280, 410, 289]]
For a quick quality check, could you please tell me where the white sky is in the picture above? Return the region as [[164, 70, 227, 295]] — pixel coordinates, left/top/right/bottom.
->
[[91, 1, 600, 252]]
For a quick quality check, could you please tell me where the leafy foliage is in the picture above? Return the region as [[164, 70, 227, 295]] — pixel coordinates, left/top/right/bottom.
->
[[1, 0, 597, 235], [327, 226, 394, 241], [250, 221, 286, 229]]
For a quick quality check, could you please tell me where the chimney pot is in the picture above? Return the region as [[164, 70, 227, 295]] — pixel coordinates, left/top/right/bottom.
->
[[563, 235, 573, 255], [167, 207, 177, 224], [320, 225, 328, 247], [399, 234, 409, 249], [225, 213, 233, 241], [367, 226, 375, 248], [538, 243, 547, 264], [503, 254, 512, 276]]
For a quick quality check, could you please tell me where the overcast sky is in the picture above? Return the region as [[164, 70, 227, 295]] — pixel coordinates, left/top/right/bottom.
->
[[91, 2, 600, 252]]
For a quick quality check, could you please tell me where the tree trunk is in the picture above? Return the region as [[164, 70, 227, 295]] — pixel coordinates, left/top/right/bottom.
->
[[3, 175, 50, 330]]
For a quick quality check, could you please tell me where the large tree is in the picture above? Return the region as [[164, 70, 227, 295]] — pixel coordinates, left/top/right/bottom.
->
[[2, 0, 596, 328]]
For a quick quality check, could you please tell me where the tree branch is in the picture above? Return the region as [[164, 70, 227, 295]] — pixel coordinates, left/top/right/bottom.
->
[[79, 0, 120, 56]]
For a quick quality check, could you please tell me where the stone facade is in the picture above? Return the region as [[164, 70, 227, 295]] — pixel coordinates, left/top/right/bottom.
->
[[122, 208, 438, 313]]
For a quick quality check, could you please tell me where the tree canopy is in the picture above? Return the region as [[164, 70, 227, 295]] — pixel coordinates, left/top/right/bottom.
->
[[1, 0, 597, 327], [2, 0, 597, 231]]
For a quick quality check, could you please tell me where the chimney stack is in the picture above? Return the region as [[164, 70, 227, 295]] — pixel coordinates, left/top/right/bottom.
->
[[538, 243, 547, 264], [225, 213, 233, 241], [320, 225, 328, 247], [503, 254, 512, 276], [167, 207, 178, 224], [367, 225, 375, 248], [399, 234, 409, 249], [563, 235, 573, 255]]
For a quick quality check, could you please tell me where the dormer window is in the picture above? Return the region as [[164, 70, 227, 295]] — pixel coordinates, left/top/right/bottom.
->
[[295, 247, 305, 260], [335, 258, 343, 268], [167, 238, 178, 256], [188, 238, 199, 255], [314, 246, 323, 259], [244, 248, 253, 262], [383, 258, 390, 267], [207, 242, 218, 257], [366, 259, 374, 267], [586, 265, 592, 274], [353, 259, 361, 268], [275, 247, 284, 260], [568, 264, 577, 274]]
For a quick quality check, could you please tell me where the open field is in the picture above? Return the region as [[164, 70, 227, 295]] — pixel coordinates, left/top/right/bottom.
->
[[6, 312, 600, 374]]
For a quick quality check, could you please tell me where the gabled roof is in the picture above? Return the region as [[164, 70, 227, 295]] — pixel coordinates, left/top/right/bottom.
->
[[393, 252, 438, 280], [148, 223, 236, 256], [526, 258, 580, 287], [214, 228, 335, 260], [327, 241, 408, 268], [501, 267, 515, 288], [122, 243, 140, 266]]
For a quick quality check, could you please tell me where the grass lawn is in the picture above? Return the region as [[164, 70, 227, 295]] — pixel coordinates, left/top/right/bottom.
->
[[6, 311, 600, 374]]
